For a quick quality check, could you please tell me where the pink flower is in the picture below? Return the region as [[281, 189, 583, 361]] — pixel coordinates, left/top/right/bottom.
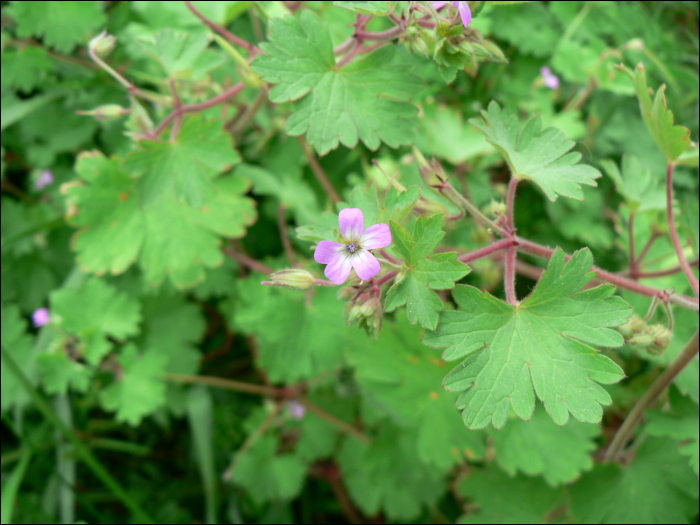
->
[[540, 67, 560, 90], [432, 1, 472, 28], [314, 208, 392, 285], [32, 307, 50, 327], [286, 400, 306, 420], [35, 169, 54, 190]]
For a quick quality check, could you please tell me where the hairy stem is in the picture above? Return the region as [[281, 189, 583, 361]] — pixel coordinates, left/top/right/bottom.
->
[[457, 238, 516, 264], [185, 0, 260, 55], [505, 246, 518, 305], [278, 204, 298, 267], [0, 347, 155, 524], [224, 247, 274, 275], [146, 82, 246, 139], [515, 237, 699, 311], [443, 183, 505, 235], [165, 373, 283, 397], [298, 397, 371, 444], [628, 210, 638, 278], [504, 178, 519, 304], [298, 136, 342, 203], [604, 330, 699, 461], [666, 163, 699, 297]]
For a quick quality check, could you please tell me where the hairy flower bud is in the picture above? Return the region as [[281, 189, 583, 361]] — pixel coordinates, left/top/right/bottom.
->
[[89, 31, 116, 57], [617, 314, 646, 340], [77, 104, 129, 121], [263, 269, 314, 290]]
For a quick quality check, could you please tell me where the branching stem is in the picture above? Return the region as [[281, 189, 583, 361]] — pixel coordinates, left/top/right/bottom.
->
[[666, 162, 699, 297], [145, 82, 246, 140]]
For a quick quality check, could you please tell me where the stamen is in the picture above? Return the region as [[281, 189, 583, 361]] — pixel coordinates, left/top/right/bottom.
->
[[346, 242, 358, 254]]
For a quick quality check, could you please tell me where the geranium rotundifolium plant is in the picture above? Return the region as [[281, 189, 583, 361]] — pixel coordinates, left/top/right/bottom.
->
[[1, 2, 698, 524]]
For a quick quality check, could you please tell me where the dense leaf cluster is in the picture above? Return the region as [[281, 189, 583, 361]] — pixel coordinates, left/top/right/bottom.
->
[[1, 1, 698, 524]]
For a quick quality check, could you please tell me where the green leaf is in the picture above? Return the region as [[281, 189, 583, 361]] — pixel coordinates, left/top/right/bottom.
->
[[1, 304, 39, 412], [338, 425, 446, 520], [1, 46, 53, 94], [36, 343, 92, 395], [66, 151, 256, 288], [252, 10, 422, 155], [138, 29, 225, 79], [290, 415, 338, 463], [625, 63, 692, 163], [600, 155, 666, 212], [99, 344, 168, 426], [51, 278, 142, 341], [491, 406, 599, 485], [1, 450, 32, 525], [469, 101, 601, 201], [424, 248, 629, 428], [235, 163, 320, 224], [570, 436, 699, 524], [231, 435, 306, 504], [8, 1, 106, 53], [385, 215, 470, 330], [232, 279, 352, 382], [346, 316, 486, 469], [646, 390, 699, 475], [332, 1, 391, 16], [458, 465, 563, 524], [123, 116, 241, 209]]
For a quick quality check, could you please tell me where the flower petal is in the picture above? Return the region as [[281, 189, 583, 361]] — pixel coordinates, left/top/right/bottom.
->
[[314, 241, 346, 264], [432, 1, 448, 8], [352, 250, 381, 281], [324, 252, 353, 285], [339, 208, 364, 241], [455, 1, 471, 28], [359, 223, 392, 250]]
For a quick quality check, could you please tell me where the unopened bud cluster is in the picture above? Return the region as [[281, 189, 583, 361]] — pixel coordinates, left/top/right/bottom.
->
[[345, 286, 383, 337], [617, 314, 672, 354]]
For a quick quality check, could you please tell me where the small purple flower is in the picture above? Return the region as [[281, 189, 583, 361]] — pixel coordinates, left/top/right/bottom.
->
[[432, 1, 472, 28], [35, 169, 54, 190], [314, 208, 392, 285], [540, 67, 560, 90], [287, 400, 306, 420], [32, 307, 50, 327]]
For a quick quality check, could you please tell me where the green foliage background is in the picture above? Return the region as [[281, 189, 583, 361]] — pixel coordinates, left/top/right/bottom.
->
[[1, 1, 698, 524]]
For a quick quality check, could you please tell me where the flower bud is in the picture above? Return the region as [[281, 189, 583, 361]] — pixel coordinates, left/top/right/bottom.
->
[[77, 104, 130, 121], [617, 314, 646, 340], [489, 199, 506, 219], [263, 269, 314, 290], [647, 324, 672, 354], [414, 198, 448, 216], [89, 31, 116, 57]]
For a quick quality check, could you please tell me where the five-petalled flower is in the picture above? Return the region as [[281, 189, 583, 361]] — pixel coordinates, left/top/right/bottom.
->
[[432, 1, 472, 29], [314, 208, 392, 285]]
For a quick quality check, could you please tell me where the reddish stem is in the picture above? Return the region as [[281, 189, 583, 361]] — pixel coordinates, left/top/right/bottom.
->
[[337, 40, 363, 68], [515, 236, 699, 311], [636, 232, 659, 265], [628, 210, 638, 278], [374, 270, 398, 287], [224, 248, 274, 275], [503, 179, 519, 304], [354, 25, 404, 41], [457, 238, 516, 264], [184, 0, 260, 55], [666, 163, 699, 297], [635, 259, 699, 279], [505, 246, 518, 305], [379, 249, 401, 265], [146, 82, 246, 140]]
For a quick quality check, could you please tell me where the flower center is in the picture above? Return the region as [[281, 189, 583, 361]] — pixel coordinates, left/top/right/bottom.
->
[[346, 241, 358, 254]]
